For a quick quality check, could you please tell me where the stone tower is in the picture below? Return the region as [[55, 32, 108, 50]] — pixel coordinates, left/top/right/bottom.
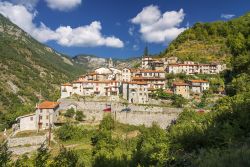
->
[[108, 57, 113, 68]]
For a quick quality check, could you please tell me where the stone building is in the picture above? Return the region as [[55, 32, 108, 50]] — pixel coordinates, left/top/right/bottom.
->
[[122, 81, 149, 104], [188, 80, 210, 94], [173, 82, 190, 99]]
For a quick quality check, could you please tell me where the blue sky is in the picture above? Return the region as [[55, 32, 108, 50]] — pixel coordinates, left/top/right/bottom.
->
[[0, 0, 250, 59]]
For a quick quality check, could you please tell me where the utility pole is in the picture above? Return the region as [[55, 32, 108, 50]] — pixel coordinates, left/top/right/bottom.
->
[[48, 112, 51, 147]]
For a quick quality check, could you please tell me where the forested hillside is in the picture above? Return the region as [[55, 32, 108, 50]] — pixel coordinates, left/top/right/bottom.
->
[[161, 12, 250, 66], [0, 14, 86, 130]]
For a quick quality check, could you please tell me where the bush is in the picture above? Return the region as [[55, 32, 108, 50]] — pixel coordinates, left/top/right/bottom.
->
[[64, 108, 75, 118], [56, 124, 93, 141], [75, 111, 85, 121]]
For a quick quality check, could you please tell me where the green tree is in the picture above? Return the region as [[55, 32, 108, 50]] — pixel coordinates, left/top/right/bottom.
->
[[227, 33, 246, 55], [75, 111, 85, 121], [144, 46, 148, 57], [171, 94, 187, 108], [99, 115, 115, 131], [0, 143, 12, 167], [133, 123, 170, 166], [64, 108, 75, 118], [34, 144, 50, 167], [52, 146, 80, 167]]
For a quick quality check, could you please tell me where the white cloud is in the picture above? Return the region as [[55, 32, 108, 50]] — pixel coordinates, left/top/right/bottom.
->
[[132, 44, 139, 51], [10, 0, 38, 10], [0, 1, 124, 48], [131, 5, 186, 43], [221, 14, 235, 19], [45, 0, 81, 11], [128, 26, 134, 36]]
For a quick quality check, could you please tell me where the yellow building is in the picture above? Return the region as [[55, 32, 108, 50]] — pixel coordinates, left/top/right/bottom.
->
[[173, 82, 190, 99]]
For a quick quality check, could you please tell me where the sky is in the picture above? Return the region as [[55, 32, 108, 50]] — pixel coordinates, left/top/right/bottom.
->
[[0, 0, 249, 59]]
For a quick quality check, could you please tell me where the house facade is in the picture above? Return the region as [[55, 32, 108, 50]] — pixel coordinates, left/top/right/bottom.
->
[[36, 101, 60, 130], [15, 101, 60, 131], [166, 62, 227, 75], [188, 80, 210, 94], [173, 82, 190, 99], [122, 81, 149, 104]]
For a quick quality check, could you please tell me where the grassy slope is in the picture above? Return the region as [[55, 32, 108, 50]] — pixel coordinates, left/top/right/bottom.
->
[[158, 15, 250, 65], [0, 14, 86, 128]]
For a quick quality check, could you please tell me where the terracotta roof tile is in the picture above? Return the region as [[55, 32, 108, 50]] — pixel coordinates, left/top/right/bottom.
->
[[189, 80, 209, 83], [37, 101, 60, 109], [173, 82, 189, 86], [61, 83, 72, 86]]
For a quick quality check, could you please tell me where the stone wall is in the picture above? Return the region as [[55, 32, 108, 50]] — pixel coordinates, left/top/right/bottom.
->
[[59, 99, 182, 128], [8, 135, 46, 147]]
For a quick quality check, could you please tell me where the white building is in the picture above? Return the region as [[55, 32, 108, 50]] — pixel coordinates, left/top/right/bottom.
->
[[166, 63, 226, 75], [141, 56, 154, 69], [122, 81, 149, 104], [16, 101, 60, 131], [188, 80, 210, 94], [173, 82, 190, 99], [61, 83, 73, 98], [36, 101, 60, 130], [16, 114, 36, 131], [61, 80, 120, 98]]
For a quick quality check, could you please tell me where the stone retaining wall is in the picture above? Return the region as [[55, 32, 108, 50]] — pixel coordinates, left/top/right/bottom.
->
[[8, 135, 46, 147], [59, 99, 182, 128]]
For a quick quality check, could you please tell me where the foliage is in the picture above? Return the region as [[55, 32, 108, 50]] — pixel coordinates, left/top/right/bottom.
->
[[0, 142, 12, 167], [34, 144, 50, 167], [56, 124, 93, 141], [132, 123, 170, 166], [150, 89, 186, 107], [99, 114, 115, 131], [75, 111, 85, 121], [51, 146, 81, 167], [0, 14, 86, 131], [64, 108, 75, 118], [144, 46, 149, 56], [195, 145, 250, 167]]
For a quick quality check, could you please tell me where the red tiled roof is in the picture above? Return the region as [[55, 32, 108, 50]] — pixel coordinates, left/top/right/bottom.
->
[[61, 83, 72, 86], [165, 90, 174, 94], [123, 81, 148, 85], [37, 101, 60, 109], [173, 82, 189, 86], [140, 69, 165, 73], [73, 80, 118, 84], [189, 80, 209, 83], [132, 77, 165, 81]]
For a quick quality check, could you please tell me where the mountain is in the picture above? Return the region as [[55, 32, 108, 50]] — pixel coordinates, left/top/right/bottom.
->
[[159, 14, 249, 65], [73, 54, 107, 70], [0, 14, 86, 129], [73, 54, 141, 71]]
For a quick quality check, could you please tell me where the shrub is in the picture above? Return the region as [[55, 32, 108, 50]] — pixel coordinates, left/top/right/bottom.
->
[[75, 111, 85, 121], [64, 108, 75, 118]]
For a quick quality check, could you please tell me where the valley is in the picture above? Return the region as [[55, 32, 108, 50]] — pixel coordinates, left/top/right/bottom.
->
[[0, 5, 249, 167]]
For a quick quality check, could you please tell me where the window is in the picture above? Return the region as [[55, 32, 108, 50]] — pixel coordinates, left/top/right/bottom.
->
[[39, 115, 42, 120], [46, 123, 49, 126], [30, 117, 33, 121], [46, 115, 49, 120]]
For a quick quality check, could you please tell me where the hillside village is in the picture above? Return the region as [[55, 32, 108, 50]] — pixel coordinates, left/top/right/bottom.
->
[[0, 1, 249, 165], [61, 55, 226, 103], [12, 54, 227, 134]]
